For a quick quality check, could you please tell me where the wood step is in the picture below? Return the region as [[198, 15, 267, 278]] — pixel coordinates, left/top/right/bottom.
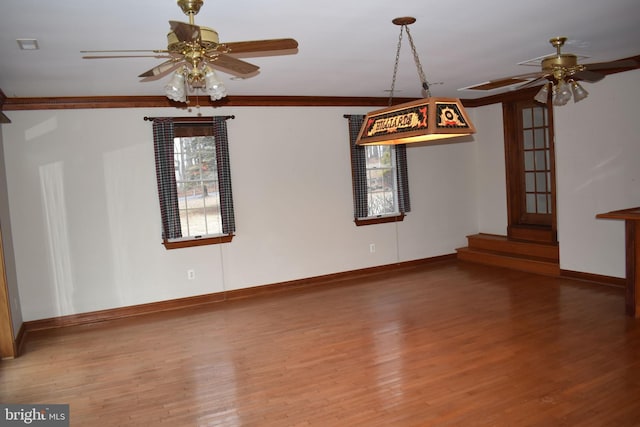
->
[[466, 233, 558, 261], [456, 247, 560, 277]]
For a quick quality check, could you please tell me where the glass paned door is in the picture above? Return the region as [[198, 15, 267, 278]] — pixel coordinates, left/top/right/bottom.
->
[[503, 98, 557, 242], [522, 106, 552, 216]]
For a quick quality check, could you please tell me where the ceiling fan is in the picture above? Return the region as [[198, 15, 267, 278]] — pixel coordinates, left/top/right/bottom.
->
[[82, 0, 298, 102], [465, 36, 638, 93]]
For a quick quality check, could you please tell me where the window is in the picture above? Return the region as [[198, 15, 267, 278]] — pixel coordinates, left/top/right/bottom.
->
[[346, 114, 411, 225], [152, 116, 235, 249], [364, 145, 399, 216]]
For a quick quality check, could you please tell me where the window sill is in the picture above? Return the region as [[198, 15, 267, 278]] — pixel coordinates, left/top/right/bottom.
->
[[162, 234, 234, 249], [354, 213, 405, 226]]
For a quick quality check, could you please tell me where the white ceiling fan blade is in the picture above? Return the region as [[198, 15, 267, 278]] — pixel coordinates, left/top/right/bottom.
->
[[464, 72, 547, 91], [516, 76, 550, 89], [83, 55, 171, 59]]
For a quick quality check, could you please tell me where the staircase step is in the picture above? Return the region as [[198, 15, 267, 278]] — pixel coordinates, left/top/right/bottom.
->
[[456, 247, 560, 276], [466, 233, 558, 261]]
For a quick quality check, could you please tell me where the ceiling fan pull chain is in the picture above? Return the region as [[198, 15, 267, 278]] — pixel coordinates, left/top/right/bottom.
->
[[404, 25, 430, 97], [388, 25, 404, 106]]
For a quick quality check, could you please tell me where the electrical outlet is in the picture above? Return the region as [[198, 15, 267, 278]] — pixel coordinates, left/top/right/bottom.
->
[[187, 269, 195, 280], [369, 243, 376, 253]]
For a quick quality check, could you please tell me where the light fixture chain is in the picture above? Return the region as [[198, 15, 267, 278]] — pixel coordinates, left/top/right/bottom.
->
[[404, 25, 430, 97], [388, 25, 404, 106]]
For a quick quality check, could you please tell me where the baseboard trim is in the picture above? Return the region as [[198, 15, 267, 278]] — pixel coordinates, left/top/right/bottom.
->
[[14, 322, 25, 357], [24, 292, 228, 332], [560, 269, 626, 288], [23, 254, 456, 333]]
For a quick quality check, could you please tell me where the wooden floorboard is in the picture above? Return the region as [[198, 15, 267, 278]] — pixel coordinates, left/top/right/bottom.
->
[[2, 260, 640, 426]]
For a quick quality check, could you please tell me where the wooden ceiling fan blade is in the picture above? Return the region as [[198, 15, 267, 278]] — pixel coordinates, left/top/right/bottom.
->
[[170, 20, 201, 43], [224, 38, 298, 56], [584, 58, 638, 71], [465, 72, 546, 91], [138, 59, 183, 80], [572, 69, 605, 83], [210, 54, 259, 76]]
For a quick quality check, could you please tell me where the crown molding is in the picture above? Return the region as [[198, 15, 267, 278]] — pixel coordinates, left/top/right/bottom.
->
[[0, 89, 10, 123], [2, 57, 637, 111], [0, 93, 522, 111], [2, 95, 421, 111]]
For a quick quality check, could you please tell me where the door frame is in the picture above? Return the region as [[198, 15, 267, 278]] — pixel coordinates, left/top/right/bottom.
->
[[502, 97, 558, 243], [0, 224, 18, 358]]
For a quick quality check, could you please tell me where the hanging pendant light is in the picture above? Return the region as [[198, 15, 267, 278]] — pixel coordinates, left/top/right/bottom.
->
[[356, 17, 475, 146]]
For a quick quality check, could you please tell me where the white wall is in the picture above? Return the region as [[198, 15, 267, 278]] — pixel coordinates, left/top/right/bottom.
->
[[5, 70, 637, 323], [555, 69, 640, 277], [2, 106, 478, 321], [472, 103, 508, 235]]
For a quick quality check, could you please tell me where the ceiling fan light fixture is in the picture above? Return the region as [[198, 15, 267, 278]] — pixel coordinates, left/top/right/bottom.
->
[[557, 79, 571, 97], [164, 68, 187, 103], [356, 17, 475, 146], [552, 79, 572, 106], [534, 82, 550, 104], [162, 64, 228, 103], [204, 67, 227, 101], [570, 80, 589, 103]]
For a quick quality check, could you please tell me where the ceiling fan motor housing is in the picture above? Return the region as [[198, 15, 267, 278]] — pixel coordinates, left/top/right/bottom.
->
[[167, 26, 220, 53], [542, 36, 585, 81], [542, 54, 584, 80]]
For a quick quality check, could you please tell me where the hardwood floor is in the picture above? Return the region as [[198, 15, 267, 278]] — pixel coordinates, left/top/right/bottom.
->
[[2, 260, 640, 426]]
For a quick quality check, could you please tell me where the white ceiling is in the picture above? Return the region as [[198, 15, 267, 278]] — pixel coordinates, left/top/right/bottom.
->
[[1, 0, 639, 100]]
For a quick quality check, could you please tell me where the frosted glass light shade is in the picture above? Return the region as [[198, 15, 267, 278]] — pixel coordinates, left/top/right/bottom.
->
[[534, 83, 550, 104], [205, 68, 227, 101], [570, 80, 589, 103], [164, 71, 186, 102], [552, 80, 571, 106]]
